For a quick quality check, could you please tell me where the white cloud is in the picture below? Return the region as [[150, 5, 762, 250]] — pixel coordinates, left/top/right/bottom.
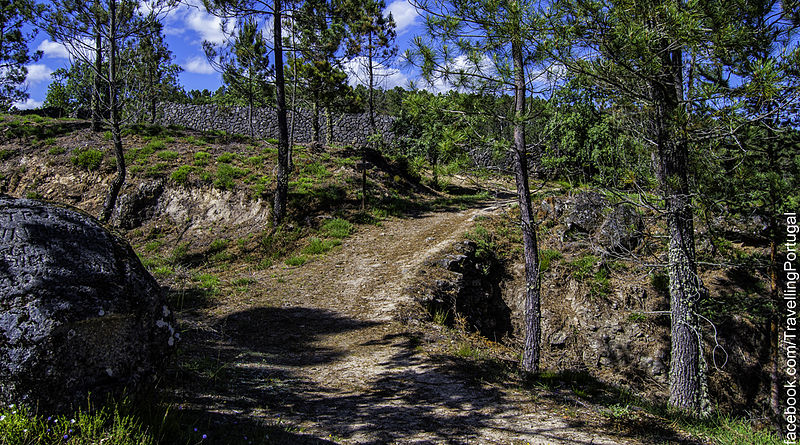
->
[[345, 57, 409, 89], [37, 40, 70, 59], [165, 0, 235, 45], [37, 38, 96, 62], [25, 64, 54, 84], [386, 0, 419, 34], [14, 98, 43, 110], [184, 56, 216, 74]]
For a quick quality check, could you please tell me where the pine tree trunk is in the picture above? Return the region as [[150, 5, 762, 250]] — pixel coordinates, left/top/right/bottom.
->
[[92, 12, 102, 132], [368, 33, 376, 134], [312, 100, 320, 144], [100, 0, 125, 224], [325, 108, 333, 145], [511, 37, 541, 373], [653, 47, 708, 416], [272, 0, 289, 225]]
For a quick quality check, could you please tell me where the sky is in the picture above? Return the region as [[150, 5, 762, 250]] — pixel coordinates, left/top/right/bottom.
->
[[16, 0, 426, 109]]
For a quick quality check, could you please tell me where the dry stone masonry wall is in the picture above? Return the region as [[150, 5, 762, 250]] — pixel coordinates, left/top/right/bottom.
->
[[158, 103, 396, 146]]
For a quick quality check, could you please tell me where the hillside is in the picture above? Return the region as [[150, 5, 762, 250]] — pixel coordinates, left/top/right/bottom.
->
[[0, 114, 780, 444]]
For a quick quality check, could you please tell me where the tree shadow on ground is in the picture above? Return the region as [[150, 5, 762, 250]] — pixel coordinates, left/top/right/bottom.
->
[[163, 301, 688, 444]]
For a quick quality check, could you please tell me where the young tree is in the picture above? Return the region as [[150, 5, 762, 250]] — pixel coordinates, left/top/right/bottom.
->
[[204, 17, 273, 137], [408, 0, 553, 372], [43, 0, 173, 222], [129, 17, 182, 124], [0, 0, 42, 111], [345, 0, 397, 134], [550, 0, 799, 415]]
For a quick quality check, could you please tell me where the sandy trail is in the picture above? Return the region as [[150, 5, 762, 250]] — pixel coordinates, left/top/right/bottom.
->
[[184, 204, 641, 444]]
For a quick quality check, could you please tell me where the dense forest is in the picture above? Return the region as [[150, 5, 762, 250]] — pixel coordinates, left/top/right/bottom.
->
[[0, 0, 799, 443]]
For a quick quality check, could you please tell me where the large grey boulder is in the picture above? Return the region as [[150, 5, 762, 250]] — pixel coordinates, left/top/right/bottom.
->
[[0, 195, 176, 412]]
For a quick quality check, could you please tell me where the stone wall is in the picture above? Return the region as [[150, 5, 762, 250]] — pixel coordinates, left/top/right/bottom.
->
[[157, 103, 396, 146]]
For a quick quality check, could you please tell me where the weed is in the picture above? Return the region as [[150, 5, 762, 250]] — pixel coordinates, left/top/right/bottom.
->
[[245, 155, 264, 166], [569, 254, 599, 280], [152, 266, 174, 278], [71, 148, 103, 171], [321, 218, 353, 239], [302, 237, 341, 255], [156, 150, 179, 161], [285, 255, 308, 266], [103, 130, 113, 140], [170, 165, 195, 184], [266, 137, 279, 144], [25, 191, 42, 200], [48, 146, 66, 155], [196, 273, 220, 294], [217, 152, 236, 163], [539, 249, 563, 271], [144, 139, 165, 151], [627, 312, 648, 322], [42, 137, 56, 146], [214, 164, 248, 190], [193, 151, 211, 166]]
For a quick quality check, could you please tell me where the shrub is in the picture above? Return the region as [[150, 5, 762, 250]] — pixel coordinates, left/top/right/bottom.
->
[[71, 148, 104, 171]]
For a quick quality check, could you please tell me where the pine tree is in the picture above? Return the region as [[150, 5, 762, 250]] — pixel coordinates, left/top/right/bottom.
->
[[204, 17, 273, 137], [408, 0, 552, 372], [0, 0, 42, 111], [550, 0, 799, 415]]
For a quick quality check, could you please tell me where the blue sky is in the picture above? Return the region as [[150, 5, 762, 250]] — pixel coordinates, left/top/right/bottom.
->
[[16, 0, 425, 109]]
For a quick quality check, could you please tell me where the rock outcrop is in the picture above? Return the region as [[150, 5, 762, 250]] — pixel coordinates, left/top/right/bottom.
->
[[0, 196, 176, 412]]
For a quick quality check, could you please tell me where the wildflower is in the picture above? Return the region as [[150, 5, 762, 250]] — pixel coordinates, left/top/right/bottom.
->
[[0, 415, 5, 421], [202, 434, 207, 439], [70, 419, 75, 424], [63, 434, 69, 440], [193, 427, 198, 432]]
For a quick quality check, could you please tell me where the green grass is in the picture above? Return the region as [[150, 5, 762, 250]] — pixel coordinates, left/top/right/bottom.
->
[[321, 218, 353, 239], [71, 148, 104, 171], [0, 400, 156, 445], [285, 255, 308, 267], [217, 152, 236, 163], [214, 164, 248, 190], [301, 237, 341, 255], [156, 150, 179, 161], [143, 139, 165, 152], [170, 165, 195, 184], [539, 249, 563, 271], [193, 151, 211, 166]]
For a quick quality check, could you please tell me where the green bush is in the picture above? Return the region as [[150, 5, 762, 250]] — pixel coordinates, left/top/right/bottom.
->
[[71, 148, 104, 171]]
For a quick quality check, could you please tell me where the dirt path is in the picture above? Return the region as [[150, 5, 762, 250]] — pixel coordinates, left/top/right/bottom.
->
[[178, 203, 645, 445]]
